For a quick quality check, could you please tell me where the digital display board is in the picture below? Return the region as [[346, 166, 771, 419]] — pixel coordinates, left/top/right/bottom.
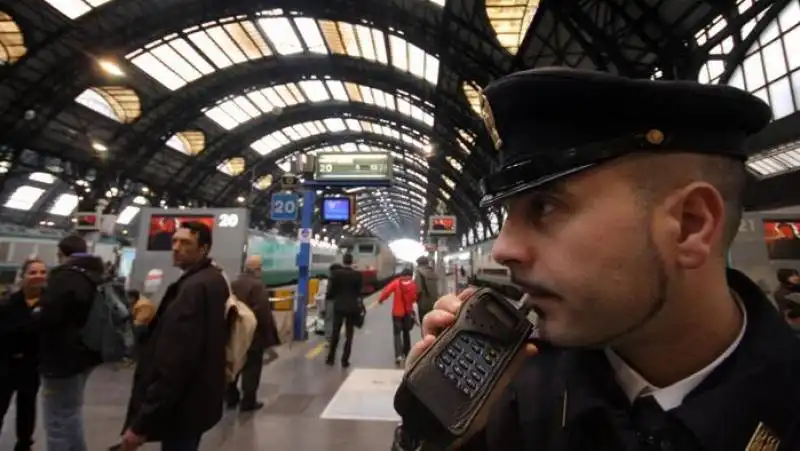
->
[[147, 214, 215, 251], [321, 197, 351, 224], [428, 215, 457, 235], [315, 152, 393, 182], [763, 220, 800, 260], [75, 212, 99, 231]]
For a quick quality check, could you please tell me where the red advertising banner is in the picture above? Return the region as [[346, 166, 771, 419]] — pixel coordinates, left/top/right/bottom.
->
[[763, 220, 800, 260], [147, 215, 215, 251]]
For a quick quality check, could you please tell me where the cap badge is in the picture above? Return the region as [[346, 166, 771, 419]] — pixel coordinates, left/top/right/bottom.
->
[[745, 422, 780, 451], [479, 91, 503, 151], [645, 129, 665, 145]]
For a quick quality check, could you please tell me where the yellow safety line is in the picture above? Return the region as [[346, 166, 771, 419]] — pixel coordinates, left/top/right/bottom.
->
[[305, 298, 380, 359]]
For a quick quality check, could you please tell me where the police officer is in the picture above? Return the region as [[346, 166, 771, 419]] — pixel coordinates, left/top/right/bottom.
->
[[405, 68, 800, 450]]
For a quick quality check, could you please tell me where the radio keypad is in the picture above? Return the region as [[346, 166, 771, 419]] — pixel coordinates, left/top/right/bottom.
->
[[434, 332, 501, 398]]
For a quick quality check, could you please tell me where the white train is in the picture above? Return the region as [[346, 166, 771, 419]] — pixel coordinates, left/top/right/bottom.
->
[[444, 239, 522, 299]]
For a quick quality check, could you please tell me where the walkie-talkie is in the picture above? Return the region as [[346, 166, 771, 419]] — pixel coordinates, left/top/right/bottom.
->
[[394, 287, 535, 450]]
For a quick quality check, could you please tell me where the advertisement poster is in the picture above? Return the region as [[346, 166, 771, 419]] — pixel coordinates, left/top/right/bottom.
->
[[147, 215, 215, 251], [763, 220, 800, 260]]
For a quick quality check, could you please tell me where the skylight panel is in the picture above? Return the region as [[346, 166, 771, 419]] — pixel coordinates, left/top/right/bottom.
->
[[75, 89, 121, 121], [277, 159, 291, 172], [166, 135, 188, 153], [30, 172, 56, 184], [204, 106, 239, 130], [151, 44, 203, 83], [326, 81, 349, 101], [372, 89, 388, 108], [324, 118, 347, 132], [188, 30, 234, 69], [293, 124, 312, 139], [341, 143, 358, 152], [390, 35, 408, 72], [408, 44, 426, 80], [746, 140, 800, 178], [424, 54, 440, 84], [251, 135, 281, 156], [130, 52, 186, 90], [246, 91, 274, 112], [261, 87, 287, 108], [295, 18, 328, 54], [224, 22, 269, 60], [355, 25, 376, 61], [206, 26, 248, 64], [299, 80, 330, 102], [43, 0, 111, 19], [116, 206, 140, 225], [168, 40, 215, 75], [275, 84, 301, 105], [259, 17, 304, 55], [446, 156, 463, 171], [440, 188, 451, 200], [220, 100, 253, 124], [49, 193, 79, 216], [233, 96, 261, 117], [346, 119, 362, 131], [361, 86, 375, 105], [443, 175, 455, 189], [5, 185, 45, 211], [283, 126, 302, 141]]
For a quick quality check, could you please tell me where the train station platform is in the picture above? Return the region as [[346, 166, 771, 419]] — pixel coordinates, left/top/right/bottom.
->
[[0, 292, 407, 450]]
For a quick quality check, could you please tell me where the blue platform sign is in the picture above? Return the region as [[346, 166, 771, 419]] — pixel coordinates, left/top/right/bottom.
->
[[270, 192, 299, 221]]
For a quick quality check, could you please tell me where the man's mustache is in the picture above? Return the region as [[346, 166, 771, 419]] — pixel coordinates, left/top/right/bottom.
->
[[510, 274, 561, 299]]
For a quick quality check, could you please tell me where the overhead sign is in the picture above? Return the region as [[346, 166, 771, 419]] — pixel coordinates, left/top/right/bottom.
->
[[314, 152, 393, 182], [270, 192, 299, 221], [428, 215, 457, 236]]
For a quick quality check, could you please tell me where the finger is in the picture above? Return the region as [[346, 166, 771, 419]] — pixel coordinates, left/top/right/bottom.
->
[[523, 343, 538, 357], [406, 334, 436, 369], [432, 294, 464, 314], [458, 286, 479, 301], [421, 309, 456, 337]]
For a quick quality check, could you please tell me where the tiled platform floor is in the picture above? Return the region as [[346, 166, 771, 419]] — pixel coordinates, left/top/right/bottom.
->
[[1, 293, 409, 450]]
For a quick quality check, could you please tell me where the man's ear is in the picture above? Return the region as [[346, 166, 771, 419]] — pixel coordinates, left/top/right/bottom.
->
[[666, 182, 725, 269]]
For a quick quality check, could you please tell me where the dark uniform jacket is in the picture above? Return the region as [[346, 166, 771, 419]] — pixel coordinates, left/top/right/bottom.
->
[[231, 273, 280, 350], [327, 266, 364, 314], [38, 254, 104, 378], [0, 291, 41, 378], [123, 258, 229, 441], [462, 269, 800, 450]]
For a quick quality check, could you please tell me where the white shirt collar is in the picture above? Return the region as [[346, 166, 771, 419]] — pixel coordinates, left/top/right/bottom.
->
[[604, 294, 747, 411]]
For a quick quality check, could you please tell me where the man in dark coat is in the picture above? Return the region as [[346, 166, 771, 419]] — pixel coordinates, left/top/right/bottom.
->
[[226, 255, 280, 412], [325, 253, 364, 367], [399, 69, 800, 450], [39, 234, 104, 451], [120, 222, 229, 451]]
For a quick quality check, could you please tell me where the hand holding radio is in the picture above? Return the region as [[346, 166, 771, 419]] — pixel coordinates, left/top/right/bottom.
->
[[395, 287, 539, 450]]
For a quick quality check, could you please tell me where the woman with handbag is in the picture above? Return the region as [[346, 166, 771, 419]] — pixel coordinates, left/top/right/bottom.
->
[[378, 268, 418, 365]]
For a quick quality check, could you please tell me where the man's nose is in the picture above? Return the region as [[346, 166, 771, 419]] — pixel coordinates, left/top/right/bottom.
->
[[491, 220, 532, 267]]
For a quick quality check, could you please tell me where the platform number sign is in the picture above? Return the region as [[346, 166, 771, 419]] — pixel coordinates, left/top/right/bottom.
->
[[270, 192, 299, 221], [217, 213, 240, 228]]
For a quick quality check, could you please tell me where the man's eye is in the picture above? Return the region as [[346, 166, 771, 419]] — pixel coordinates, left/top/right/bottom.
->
[[529, 198, 556, 218]]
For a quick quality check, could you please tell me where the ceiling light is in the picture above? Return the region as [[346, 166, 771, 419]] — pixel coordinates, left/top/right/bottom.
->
[[98, 59, 125, 77], [92, 141, 108, 152]]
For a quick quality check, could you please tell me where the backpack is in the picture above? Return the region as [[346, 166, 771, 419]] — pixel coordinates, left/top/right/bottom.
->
[[219, 270, 257, 383], [80, 280, 134, 363]]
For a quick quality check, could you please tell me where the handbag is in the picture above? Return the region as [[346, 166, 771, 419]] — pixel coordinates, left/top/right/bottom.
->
[[354, 297, 366, 329]]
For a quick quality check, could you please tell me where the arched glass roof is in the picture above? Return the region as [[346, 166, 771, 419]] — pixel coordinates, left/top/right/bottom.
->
[[125, 10, 441, 91], [43, 0, 446, 21], [204, 80, 435, 130], [247, 117, 431, 158], [700, 1, 800, 179]]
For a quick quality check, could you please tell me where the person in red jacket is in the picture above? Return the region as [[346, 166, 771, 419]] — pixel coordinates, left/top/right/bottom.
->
[[379, 268, 418, 364]]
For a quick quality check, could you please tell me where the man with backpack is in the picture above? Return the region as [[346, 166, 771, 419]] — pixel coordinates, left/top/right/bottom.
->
[[119, 222, 229, 451], [38, 234, 105, 451]]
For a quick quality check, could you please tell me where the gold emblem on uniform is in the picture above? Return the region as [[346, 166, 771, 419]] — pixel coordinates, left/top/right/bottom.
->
[[745, 422, 780, 451], [645, 129, 665, 145], [479, 91, 503, 151]]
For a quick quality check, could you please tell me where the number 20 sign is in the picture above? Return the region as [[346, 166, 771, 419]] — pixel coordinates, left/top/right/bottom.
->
[[270, 192, 299, 221]]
